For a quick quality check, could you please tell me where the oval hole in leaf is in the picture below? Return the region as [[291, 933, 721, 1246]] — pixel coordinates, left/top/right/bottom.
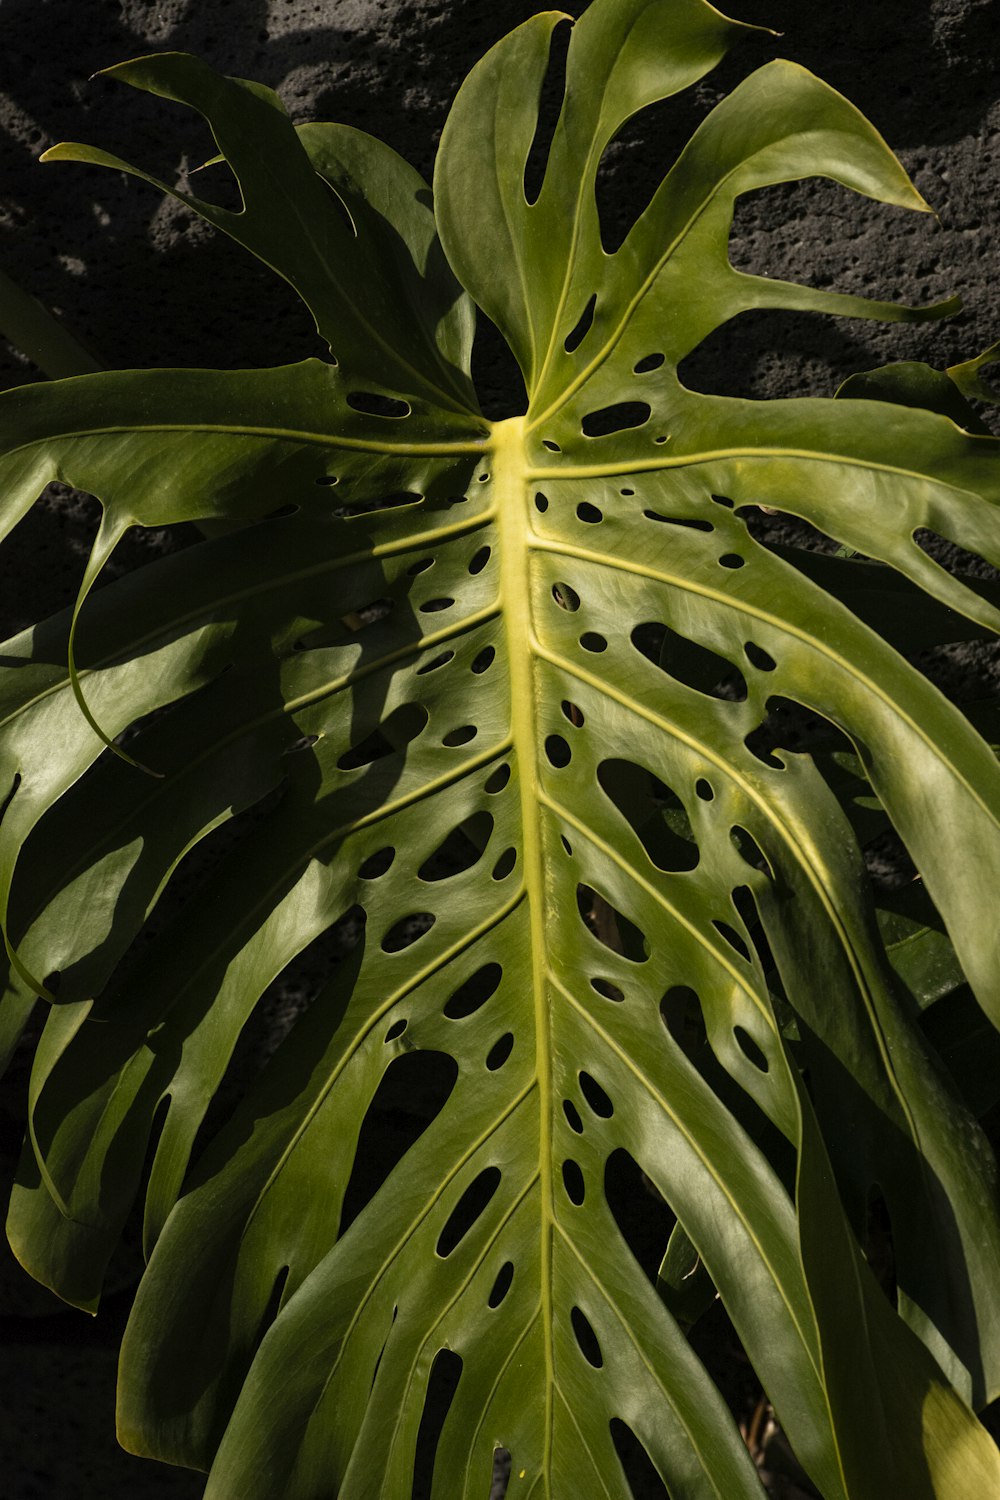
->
[[562, 1159, 585, 1206], [564, 292, 596, 353], [730, 826, 773, 878], [444, 961, 502, 1020], [484, 763, 510, 794], [597, 759, 698, 873], [384, 1017, 407, 1043], [346, 390, 410, 418], [631, 621, 747, 702], [488, 1261, 514, 1309], [436, 1166, 502, 1257], [581, 401, 651, 437], [411, 1348, 462, 1500], [315, 474, 339, 487], [560, 835, 573, 856], [734, 1026, 769, 1072], [570, 1305, 602, 1367], [591, 977, 624, 1002], [416, 651, 454, 676], [579, 1070, 613, 1118], [560, 700, 584, 726], [695, 779, 714, 801], [442, 724, 477, 747], [407, 556, 433, 576], [563, 1099, 584, 1134], [420, 596, 455, 613], [468, 545, 491, 574], [576, 884, 648, 963], [359, 846, 395, 880], [542, 438, 561, 452], [338, 702, 428, 770], [552, 581, 580, 611], [339, 1051, 457, 1235], [576, 501, 602, 523], [470, 645, 496, 674], [535, 492, 549, 512], [486, 1032, 514, 1070], [382, 912, 436, 953], [580, 632, 607, 653], [609, 1420, 669, 1499], [719, 553, 745, 569], [634, 353, 665, 374], [545, 734, 571, 768], [419, 811, 493, 881], [745, 640, 776, 671], [492, 847, 516, 881]]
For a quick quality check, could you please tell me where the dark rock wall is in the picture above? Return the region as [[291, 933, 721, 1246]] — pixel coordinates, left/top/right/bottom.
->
[[0, 1, 997, 1495]]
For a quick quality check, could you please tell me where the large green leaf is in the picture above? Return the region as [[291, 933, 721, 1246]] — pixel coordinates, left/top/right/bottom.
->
[[3, 3, 1000, 1497]]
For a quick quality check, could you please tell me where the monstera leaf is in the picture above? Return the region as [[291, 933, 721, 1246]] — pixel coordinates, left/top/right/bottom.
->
[[3, 2, 1000, 1496]]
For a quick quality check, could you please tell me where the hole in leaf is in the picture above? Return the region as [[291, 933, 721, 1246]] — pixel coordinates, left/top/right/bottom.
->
[[713, 919, 751, 962], [643, 510, 713, 532], [419, 811, 494, 881], [338, 703, 428, 770], [542, 438, 561, 452], [576, 501, 603, 523], [591, 977, 624, 1002], [562, 1159, 585, 1205], [382, 912, 436, 953], [485, 762, 512, 798], [610, 1419, 670, 1500], [560, 700, 584, 726], [719, 553, 745, 569], [359, 846, 395, 880], [486, 1033, 514, 1070], [471, 645, 496, 674], [581, 401, 651, 436], [560, 835, 573, 856], [634, 353, 665, 373], [436, 1167, 502, 1257], [492, 847, 516, 880], [631, 622, 747, 701], [484, 764, 510, 794], [339, 1051, 457, 1235], [411, 1349, 462, 1500], [598, 759, 698, 873], [416, 651, 455, 675], [468, 545, 491, 574], [745, 641, 776, 671], [661, 986, 706, 1058], [730, 826, 773, 877], [347, 391, 410, 418], [552, 581, 580, 611], [570, 1305, 602, 1367], [522, 17, 571, 204], [579, 1070, 613, 1118], [545, 734, 571, 768], [563, 1099, 584, 1134], [384, 1018, 408, 1043], [421, 597, 455, 614], [488, 1262, 515, 1309], [407, 557, 433, 576], [712, 494, 734, 508], [315, 474, 339, 487], [535, 492, 549, 512], [576, 884, 648, 962], [580, 632, 607, 652], [695, 779, 714, 801], [444, 962, 503, 1020], [564, 292, 596, 353], [604, 1148, 676, 1286], [734, 1026, 769, 1072], [442, 724, 477, 747]]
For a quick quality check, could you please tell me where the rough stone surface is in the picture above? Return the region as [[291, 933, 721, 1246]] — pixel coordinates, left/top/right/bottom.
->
[[1, 1, 998, 1496]]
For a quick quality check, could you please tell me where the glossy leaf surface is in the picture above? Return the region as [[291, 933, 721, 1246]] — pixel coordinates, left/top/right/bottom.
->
[[3, 4, 1000, 1497]]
